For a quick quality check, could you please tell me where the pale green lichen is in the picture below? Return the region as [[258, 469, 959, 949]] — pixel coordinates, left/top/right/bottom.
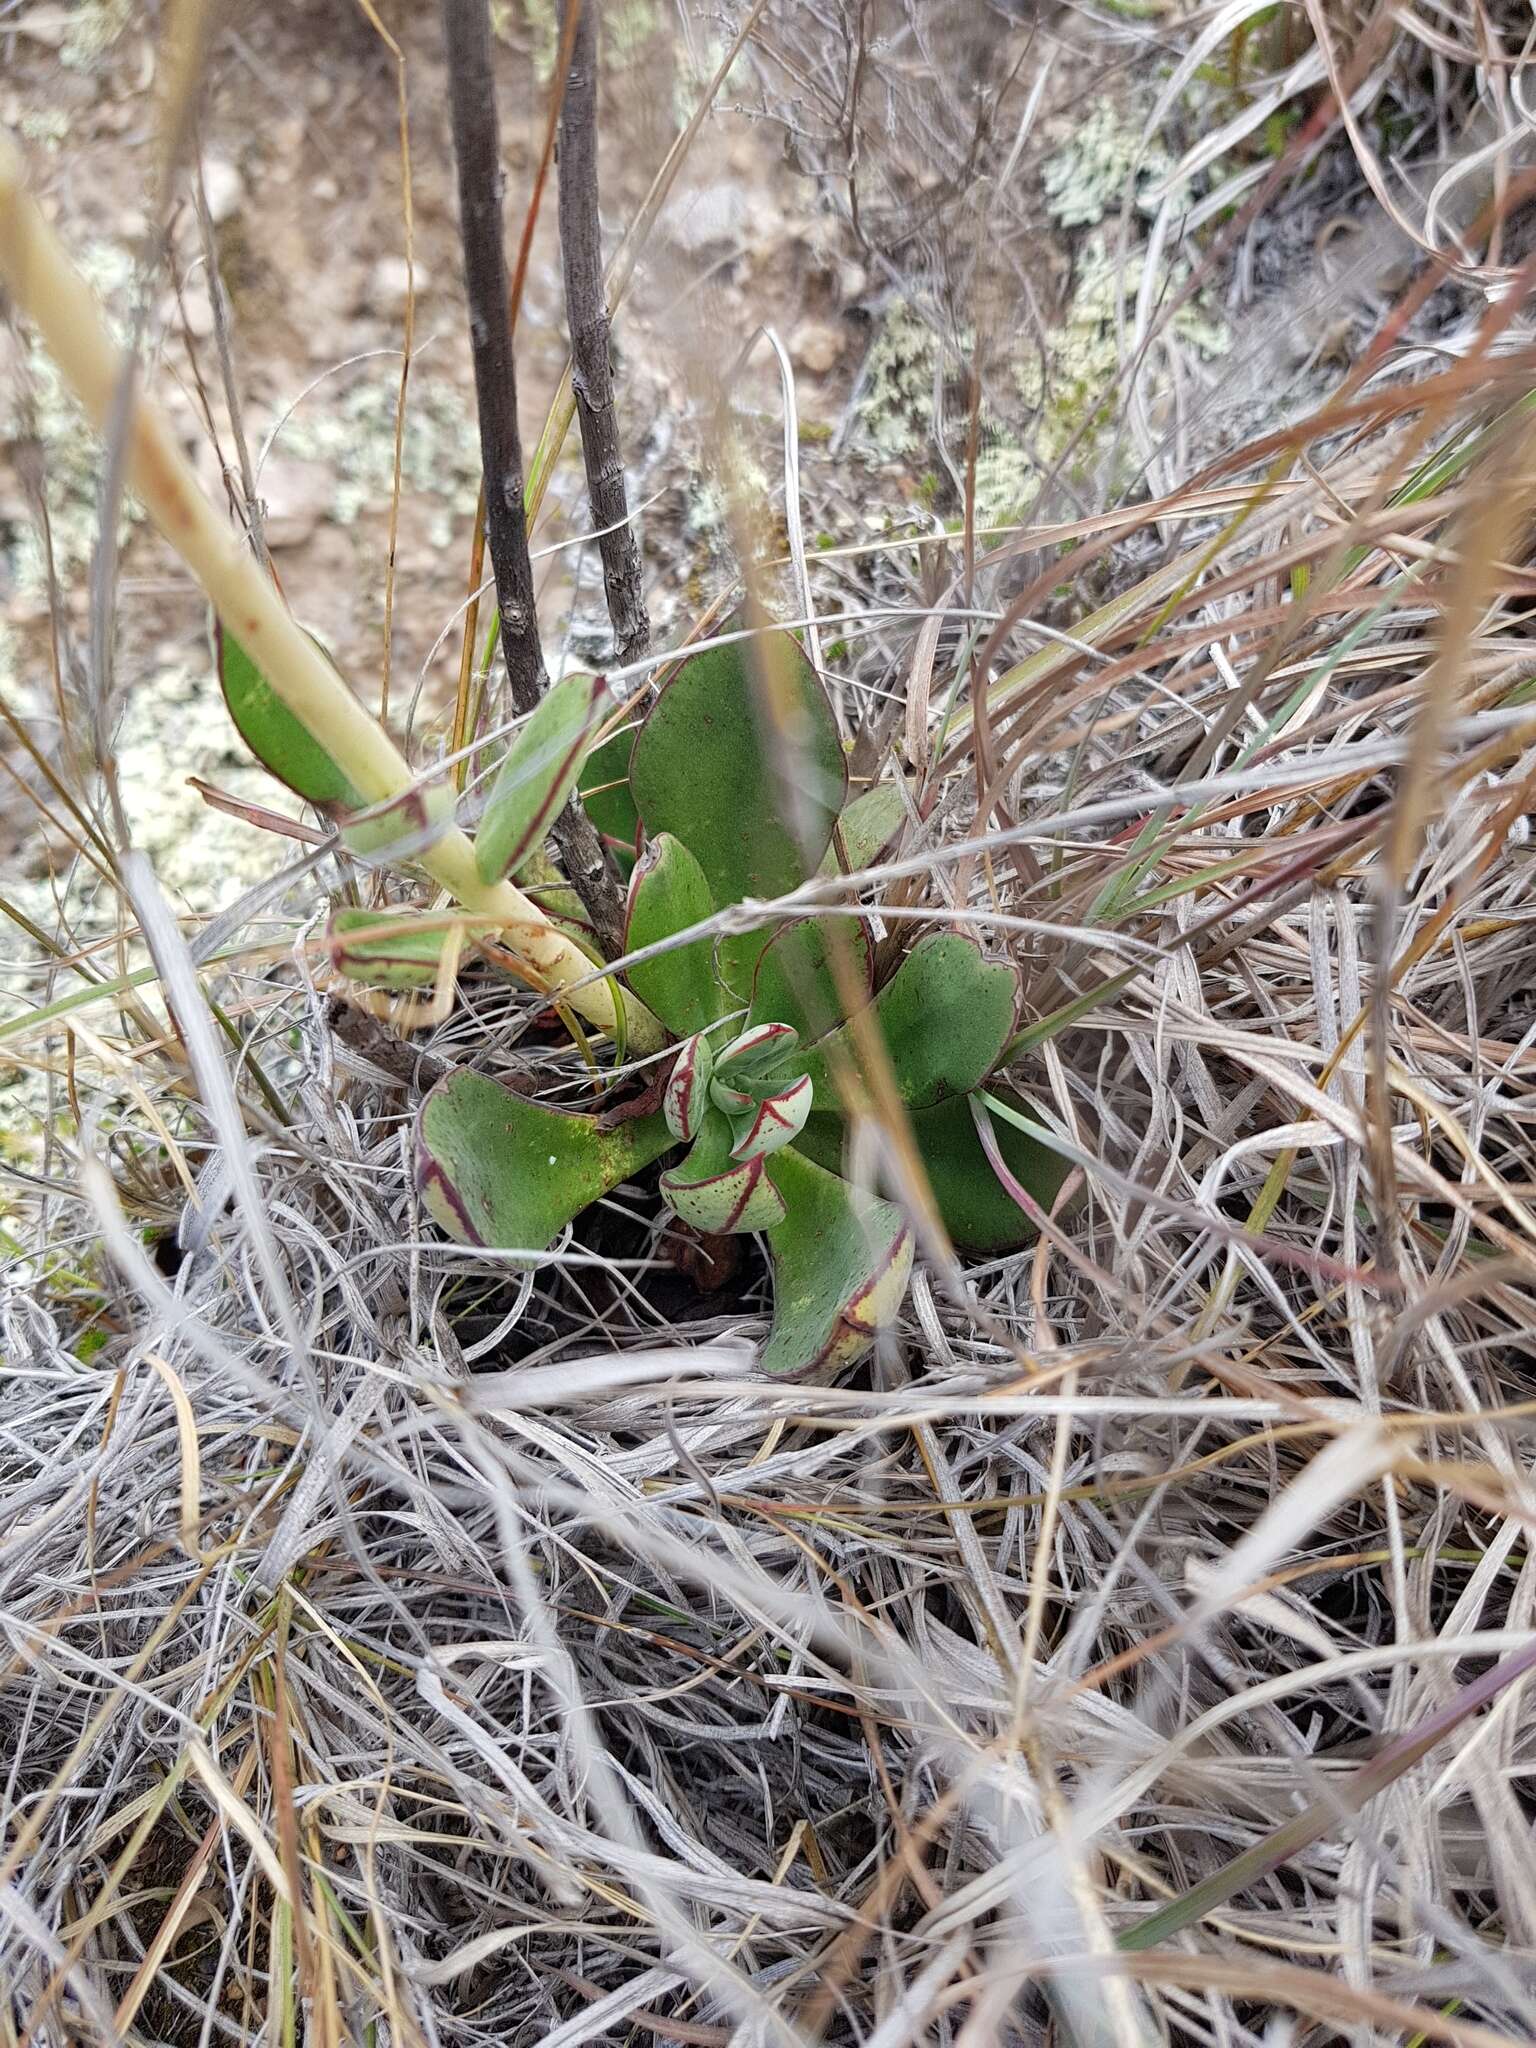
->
[[0, 660, 281, 1013], [280, 374, 481, 548], [1018, 233, 1227, 471], [1042, 96, 1171, 230], [18, 109, 69, 148], [857, 304, 941, 463], [60, 0, 132, 68], [609, 0, 661, 61], [686, 445, 774, 551], [2, 241, 140, 593], [854, 306, 1040, 528], [971, 443, 1038, 529], [497, 0, 554, 69], [855, 226, 1228, 522], [110, 663, 279, 912], [508, 0, 659, 78]]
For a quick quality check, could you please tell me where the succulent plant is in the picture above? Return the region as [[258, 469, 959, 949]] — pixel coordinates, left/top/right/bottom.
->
[[415, 627, 1069, 1380], [0, 125, 1061, 1382]]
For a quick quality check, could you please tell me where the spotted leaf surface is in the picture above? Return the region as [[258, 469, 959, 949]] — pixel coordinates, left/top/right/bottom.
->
[[664, 1032, 714, 1143], [659, 1109, 787, 1235], [729, 1074, 813, 1163]]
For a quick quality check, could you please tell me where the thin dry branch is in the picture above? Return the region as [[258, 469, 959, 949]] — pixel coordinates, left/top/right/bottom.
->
[[440, 0, 626, 956], [557, 0, 651, 666]]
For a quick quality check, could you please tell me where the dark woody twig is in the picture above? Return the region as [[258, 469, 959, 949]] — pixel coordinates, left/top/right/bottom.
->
[[556, 0, 651, 666], [324, 996, 454, 1095], [440, 0, 626, 958], [439, 0, 545, 714]]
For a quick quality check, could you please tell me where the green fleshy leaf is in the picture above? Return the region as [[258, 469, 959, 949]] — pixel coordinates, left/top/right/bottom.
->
[[327, 909, 468, 991], [580, 722, 642, 865], [624, 832, 723, 1038], [520, 845, 599, 943], [709, 1073, 756, 1115], [709, 1021, 802, 1115], [629, 628, 847, 993], [782, 1093, 1070, 1254], [911, 1090, 1071, 1252], [716, 1021, 800, 1078], [730, 1074, 813, 1162], [800, 932, 1020, 1112], [762, 1144, 913, 1379], [784, 1109, 843, 1175], [663, 1032, 714, 1143], [477, 672, 612, 884], [821, 781, 907, 875], [659, 1107, 786, 1234], [748, 916, 870, 1044], [417, 1069, 671, 1252], [341, 783, 454, 862], [218, 624, 362, 809]]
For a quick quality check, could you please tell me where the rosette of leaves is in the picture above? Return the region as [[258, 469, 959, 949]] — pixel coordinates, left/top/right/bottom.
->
[[416, 628, 1069, 1379]]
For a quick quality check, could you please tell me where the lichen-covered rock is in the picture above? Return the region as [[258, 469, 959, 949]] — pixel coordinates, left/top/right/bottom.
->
[[1042, 96, 1173, 231], [1017, 234, 1228, 479], [60, 0, 131, 69], [856, 304, 941, 463], [279, 371, 480, 549], [2, 239, 139, 594]]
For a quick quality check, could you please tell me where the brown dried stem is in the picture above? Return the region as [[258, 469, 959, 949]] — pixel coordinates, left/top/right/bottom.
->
[[557, 0, 651, 666], [440, 0, 626, 957]]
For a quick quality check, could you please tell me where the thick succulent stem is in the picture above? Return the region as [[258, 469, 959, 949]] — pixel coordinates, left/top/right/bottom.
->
[[0, 130, 658, 1051], [439, 0, 626, 959], [556, 0, 650, 667]]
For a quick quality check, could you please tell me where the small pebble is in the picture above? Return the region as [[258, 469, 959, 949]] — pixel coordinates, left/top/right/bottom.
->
[[201, 155, 243, 225], [258, 456, 334, 549], [368, 254, 426, 314], [790, 319, 845, 377]]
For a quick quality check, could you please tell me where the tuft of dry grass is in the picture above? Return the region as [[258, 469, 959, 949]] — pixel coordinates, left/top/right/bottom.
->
[[6, 3, 1536, 2044]]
